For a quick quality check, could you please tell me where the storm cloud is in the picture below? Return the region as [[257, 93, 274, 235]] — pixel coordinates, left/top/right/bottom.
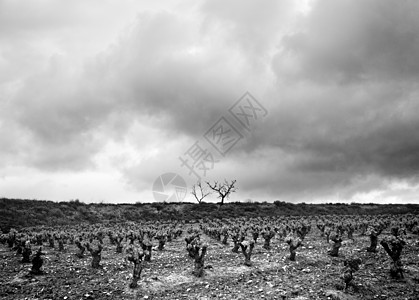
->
[[1, 0, 419, 203]]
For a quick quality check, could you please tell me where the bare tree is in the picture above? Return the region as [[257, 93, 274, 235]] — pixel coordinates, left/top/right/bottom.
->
[[206, 179, 237, 207], [191, 181, 211, 204]]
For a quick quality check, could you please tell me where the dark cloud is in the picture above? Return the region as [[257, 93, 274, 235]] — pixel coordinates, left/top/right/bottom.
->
[[89, 10, 261, 136], [1, 0, 419, 202], [273, 0, 419, 83], [237, 81, 419, 199]]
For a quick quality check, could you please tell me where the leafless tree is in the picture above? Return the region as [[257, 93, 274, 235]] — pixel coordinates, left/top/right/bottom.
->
[[191, 181, 211, 204], [206, 179, 237, 207]]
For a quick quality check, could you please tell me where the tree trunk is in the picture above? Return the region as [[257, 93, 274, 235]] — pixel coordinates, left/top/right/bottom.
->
[[130, 261, 143, 288], [192, 246, 207, 277]]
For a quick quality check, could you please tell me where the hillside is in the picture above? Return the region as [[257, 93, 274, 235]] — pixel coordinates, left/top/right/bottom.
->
[[1, 198, 418, 232]]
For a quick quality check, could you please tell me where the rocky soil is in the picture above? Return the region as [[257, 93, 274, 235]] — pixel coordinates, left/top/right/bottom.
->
[[1, 230, 418, 300]]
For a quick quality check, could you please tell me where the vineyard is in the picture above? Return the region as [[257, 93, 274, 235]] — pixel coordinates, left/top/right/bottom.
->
[[1, 213, 419, 300]]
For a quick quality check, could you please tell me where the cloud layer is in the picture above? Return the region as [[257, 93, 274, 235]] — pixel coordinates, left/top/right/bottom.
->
[[1, 0, 419, 203]]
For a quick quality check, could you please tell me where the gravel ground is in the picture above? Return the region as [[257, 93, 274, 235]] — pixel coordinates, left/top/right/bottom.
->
[[1, 229, 418, 300]]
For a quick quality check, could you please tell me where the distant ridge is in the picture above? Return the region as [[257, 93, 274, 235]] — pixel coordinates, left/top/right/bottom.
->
[[1, 198, 418, 232]]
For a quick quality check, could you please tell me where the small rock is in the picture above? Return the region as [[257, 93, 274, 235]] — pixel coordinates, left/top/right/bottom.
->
[[325, 289, 358, 300]]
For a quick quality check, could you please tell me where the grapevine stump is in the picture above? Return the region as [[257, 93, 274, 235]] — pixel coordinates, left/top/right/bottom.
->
[[240, 241, 255, 266]]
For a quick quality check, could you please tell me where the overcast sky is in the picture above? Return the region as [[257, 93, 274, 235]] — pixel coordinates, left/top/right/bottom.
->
[[1, 0, 419, 204]]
